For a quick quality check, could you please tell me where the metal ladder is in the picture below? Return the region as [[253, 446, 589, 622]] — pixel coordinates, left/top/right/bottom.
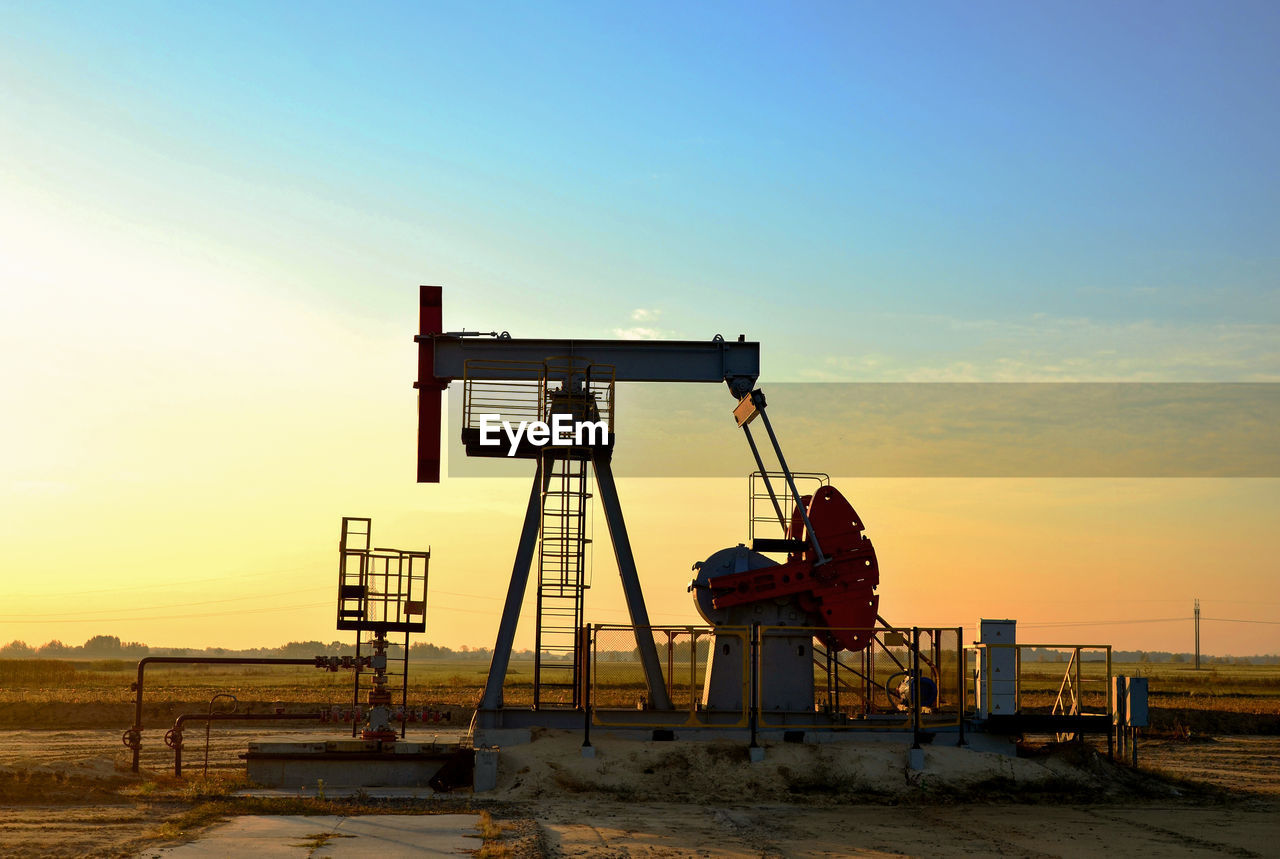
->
[[533, 448, 592, 708], [337, 517, 372, 627]]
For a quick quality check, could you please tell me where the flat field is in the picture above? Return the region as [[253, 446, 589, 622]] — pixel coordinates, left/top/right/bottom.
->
[[1014, 660, 1280, 734], [0, 657, 1277, 857], [3, 656, 1276, 732]]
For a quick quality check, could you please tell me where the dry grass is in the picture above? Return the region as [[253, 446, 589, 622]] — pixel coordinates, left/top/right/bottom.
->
[[474, 809, 514, 858], [0, 659, 76, 684], [2, 656, 1276, 733], [291, 831, 356, 852]]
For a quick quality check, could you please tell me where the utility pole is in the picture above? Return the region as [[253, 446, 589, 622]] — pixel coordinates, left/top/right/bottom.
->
[[1194, 598, 1201, 670]]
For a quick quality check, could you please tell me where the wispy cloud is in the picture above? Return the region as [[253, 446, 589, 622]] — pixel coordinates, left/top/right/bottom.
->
[[614, 308, 669, 339], [797, 313, 1280, 383], [613, 326, 665, 340]]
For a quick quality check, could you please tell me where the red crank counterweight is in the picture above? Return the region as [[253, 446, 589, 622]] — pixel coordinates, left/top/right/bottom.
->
[[706, 485, 880, 651]]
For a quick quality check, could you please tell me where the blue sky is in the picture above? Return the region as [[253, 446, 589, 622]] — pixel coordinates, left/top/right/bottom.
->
[[4, 1, 1276, 357]]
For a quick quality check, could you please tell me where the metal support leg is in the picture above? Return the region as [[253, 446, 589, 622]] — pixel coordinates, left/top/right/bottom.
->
[[401, 630, 410, 739], [592, 453, 674, 710], [478, 463, 548, 712], [352, 634, 361, 738], [749, 624, 760, 749], [582, 624, 593, 750], [957, 632, 967, 747], [911, 627, 922, 750]]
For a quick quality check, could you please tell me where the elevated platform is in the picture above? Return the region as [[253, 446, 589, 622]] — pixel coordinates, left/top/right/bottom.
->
[[981, 713, 1112, 736]]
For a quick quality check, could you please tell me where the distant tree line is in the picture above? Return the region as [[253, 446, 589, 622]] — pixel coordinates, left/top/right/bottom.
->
[[0, 636, 511, 661], [1, 636, 1275, 664], [1022, 646, 1278, 665], [0, 635, 150, 659]]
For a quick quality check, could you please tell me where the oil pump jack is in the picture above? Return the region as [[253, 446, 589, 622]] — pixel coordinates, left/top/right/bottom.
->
[[414, 286, 881, 730]]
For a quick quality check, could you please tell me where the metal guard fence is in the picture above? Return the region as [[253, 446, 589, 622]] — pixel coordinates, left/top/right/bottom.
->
[[586, 624, 964, 733], [973, 643, 1113, 720], [757, 625, 964, 731], [589, 625, 750, 728]]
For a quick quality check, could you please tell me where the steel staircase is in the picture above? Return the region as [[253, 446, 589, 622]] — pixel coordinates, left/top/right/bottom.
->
[[533, 448, 592, 708]]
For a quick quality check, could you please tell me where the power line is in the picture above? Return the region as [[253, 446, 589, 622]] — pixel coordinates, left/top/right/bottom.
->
[[1019, 617, 1188, 628], [1020, 616, 1277, 628]]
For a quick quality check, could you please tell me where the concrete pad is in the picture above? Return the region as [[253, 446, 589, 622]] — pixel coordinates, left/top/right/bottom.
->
[[234, 787, 435, 799], [152, 814, 479, 857], [245, 753, 447, 788]]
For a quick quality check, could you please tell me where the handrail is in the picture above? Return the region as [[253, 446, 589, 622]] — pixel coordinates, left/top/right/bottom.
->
[[1053, 648, 1080, 717], [124, 656, 321, 772], [586, 623, 965, 734], [974, 642, 1114, 736], [165, 711, 324, 776]]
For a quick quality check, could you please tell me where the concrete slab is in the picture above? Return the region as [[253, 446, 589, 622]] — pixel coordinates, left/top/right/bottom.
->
[[245, 753, 447, 788], [151, 814, 479, 857], [234, 788, 435, 799], [242, 739, 466, 787]]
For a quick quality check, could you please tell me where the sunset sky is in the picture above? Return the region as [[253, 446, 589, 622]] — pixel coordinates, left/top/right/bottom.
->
[[2, 2, 1277, 656]]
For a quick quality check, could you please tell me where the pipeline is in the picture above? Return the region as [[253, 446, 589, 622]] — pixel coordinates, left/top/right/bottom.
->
[[123, 656, 322, 772], [164, 711, 324, 776]]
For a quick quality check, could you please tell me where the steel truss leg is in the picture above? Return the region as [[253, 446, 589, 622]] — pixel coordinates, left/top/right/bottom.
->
[[478, 462, 549, 711], [592, 453, 674, 710]]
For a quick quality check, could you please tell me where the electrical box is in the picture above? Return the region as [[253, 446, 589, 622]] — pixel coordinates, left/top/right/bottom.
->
[[975, 619, 1018, 719], [1126, 677, 1149, 728], [982, 680, 1018, 715], [985, 645, 1017, 679], [979, 618, 1016, 644]]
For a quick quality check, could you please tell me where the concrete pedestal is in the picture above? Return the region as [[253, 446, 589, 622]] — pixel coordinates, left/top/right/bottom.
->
[[243, 738, 461, 788]]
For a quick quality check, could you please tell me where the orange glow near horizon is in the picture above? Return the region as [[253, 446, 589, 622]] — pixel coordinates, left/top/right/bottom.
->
[[4, 469, 1277, 657]]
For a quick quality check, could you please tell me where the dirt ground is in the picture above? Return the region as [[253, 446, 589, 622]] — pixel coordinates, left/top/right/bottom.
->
[[1138, 735, 1280, 795], [531, 800, 1280, 857], [494, 731, 1280, 856], [0, 729, 1277, 857]]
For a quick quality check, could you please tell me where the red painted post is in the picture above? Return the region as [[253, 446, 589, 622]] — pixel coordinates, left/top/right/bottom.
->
[[416, 285, 444, 483]]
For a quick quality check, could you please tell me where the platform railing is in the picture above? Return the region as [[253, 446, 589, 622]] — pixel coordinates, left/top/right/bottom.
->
[[588, 624, 750, 728], [747, 471, 829, 541], [974, 643, 1113, 727], [584, 623, 964, 735], [758, 625, 965, 731], [461, 360, 547, 432]]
